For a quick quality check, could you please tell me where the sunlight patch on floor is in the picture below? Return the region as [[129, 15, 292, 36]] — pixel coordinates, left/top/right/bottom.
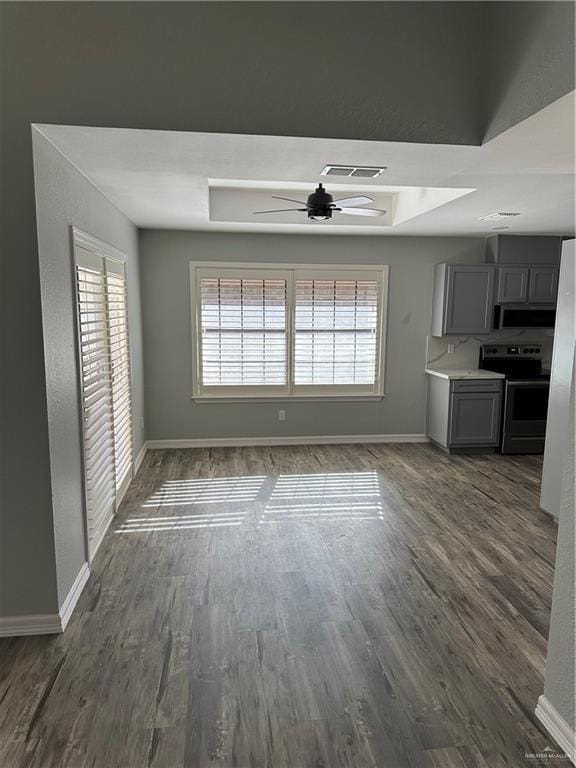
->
[[116, 471, 385, 532]]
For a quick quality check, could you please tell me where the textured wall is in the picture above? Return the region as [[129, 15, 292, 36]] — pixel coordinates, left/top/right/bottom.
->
[[541, 242, 575, 518], [543, 357, 575, 732], [0, 2, 485, 145], [483, 2, 575, 141], [139, 230, 484, 441], [12, 131, 145, 616]]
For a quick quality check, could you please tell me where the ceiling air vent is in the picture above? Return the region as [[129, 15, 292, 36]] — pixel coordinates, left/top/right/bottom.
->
[[479, 212, 521, 222], [321, 165, 386, 179]]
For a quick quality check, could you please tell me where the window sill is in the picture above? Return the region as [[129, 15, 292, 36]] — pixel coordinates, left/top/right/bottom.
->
[[191, 394, 385, 403]]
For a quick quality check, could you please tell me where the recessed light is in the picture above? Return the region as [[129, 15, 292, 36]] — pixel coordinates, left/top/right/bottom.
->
[[321, 165, 386, 179], [479, 212, 521, 222]]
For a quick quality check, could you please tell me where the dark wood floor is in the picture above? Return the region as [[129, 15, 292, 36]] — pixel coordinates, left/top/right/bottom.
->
[[0, 444, 558, 768]]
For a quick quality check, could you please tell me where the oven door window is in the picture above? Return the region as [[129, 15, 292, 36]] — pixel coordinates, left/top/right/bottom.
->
[[511, 386, 550, 420]]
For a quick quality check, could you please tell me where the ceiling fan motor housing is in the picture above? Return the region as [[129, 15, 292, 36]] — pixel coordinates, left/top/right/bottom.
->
[[252, 183, 385, 219], [307, 184, 335, 220]]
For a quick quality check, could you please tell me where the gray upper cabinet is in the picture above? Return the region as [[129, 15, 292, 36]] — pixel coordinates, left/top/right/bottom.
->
[[528, 266, 559, 303], [449, 391, 501, 446], [486, 235, 562, 265], [496, 266, 529, 303], [496, 264, 559, 304], [431, 264, 495, 336]]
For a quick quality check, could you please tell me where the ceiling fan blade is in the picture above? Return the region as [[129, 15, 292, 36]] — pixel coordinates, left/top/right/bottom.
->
[[271, 196, 308, 205], [332, 195, 374, 207], [337, 207, 387, 216], [253, 208, 307, 214]]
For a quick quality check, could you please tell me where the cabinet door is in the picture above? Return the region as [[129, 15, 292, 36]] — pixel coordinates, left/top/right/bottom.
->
[[444, 265, 495, 334], [449, 392, 501, 446], [528, 266, 559, 303], [496, 266, 529, 303], [487, 235, 562, 264]]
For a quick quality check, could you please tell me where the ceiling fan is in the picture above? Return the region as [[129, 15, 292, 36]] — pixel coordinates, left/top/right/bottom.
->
[[253, 183, 387, 221]]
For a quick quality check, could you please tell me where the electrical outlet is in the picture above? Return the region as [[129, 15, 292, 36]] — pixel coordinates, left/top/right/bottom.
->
[[447, 343, 455, 354], [278, 409, 286, 422]]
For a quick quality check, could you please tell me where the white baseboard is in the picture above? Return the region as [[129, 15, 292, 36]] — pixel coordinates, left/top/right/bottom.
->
[[134, 442, 147, 473], [88, 510, 114, 563], [59, 562, 90, 631], [146, 434, 429, 450], [0, 562, 90, 638], [535, 695, 576, 764]]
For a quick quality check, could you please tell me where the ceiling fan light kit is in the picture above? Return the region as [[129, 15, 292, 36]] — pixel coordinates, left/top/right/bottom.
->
[[252, 183, 387, 222]]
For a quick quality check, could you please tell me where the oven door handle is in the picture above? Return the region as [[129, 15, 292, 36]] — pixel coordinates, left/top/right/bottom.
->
[[506, 380, 550, 387]]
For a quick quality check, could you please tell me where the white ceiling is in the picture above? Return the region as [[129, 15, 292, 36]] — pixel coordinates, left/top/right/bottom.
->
[[36, 91, 575, 237]]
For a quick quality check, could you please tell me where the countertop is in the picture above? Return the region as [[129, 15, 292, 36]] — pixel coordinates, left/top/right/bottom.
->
[[425, 367, 505, 380]]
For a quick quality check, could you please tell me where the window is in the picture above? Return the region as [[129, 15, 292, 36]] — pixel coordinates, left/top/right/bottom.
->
[[200, 275, 287, 388], [75, 234, 133, 560], [191, 263, 387, 398], [294, 275, 380, 389]]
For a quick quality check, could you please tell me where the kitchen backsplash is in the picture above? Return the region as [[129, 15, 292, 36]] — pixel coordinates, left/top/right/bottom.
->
[[426, 329, 554, 371]]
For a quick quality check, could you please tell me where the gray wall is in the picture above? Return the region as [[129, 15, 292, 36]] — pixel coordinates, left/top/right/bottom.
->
[[140, 230, 483, 441], [543, 358, 575, 734], [0, 2, 485, 146], [483, 2, 576, 142], [2, 130, 145, 616], [541, 241, 575, 519]]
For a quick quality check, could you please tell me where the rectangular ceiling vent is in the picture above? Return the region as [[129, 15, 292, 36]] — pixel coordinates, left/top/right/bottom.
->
[[479, 212, 521, 222], [321, 165, 386, 179]]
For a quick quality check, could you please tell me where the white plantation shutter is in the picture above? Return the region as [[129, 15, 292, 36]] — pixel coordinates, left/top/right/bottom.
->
[[76, 249, 116, 559], [191, 264, 386, 398], [75, 242, 133, 561], [197, 271, 289, 395], [293, 271, 381, 393], [105, 260, 133, 496]]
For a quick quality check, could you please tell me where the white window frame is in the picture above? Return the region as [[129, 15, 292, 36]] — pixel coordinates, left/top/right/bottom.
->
[[190, 261, 388, 401]]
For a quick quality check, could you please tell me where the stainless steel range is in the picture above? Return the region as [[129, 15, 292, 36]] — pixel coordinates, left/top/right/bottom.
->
[[479, 344, 550, 454]]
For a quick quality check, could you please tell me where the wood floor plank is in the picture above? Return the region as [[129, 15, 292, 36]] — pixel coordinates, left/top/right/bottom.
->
[[0, 444, 557, 767]]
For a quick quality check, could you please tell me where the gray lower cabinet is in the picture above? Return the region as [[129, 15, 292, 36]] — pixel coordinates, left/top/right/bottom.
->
[[426, 375, 502, 452], [431, 264, 495, 336], [449, 391, 501, 446]]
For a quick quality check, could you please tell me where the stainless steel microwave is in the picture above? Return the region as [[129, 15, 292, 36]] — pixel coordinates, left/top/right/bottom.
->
[[493, 304, 556, 329]]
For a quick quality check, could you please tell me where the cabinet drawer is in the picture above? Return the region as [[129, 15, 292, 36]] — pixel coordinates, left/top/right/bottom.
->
[[451, 379, 502, 393]]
